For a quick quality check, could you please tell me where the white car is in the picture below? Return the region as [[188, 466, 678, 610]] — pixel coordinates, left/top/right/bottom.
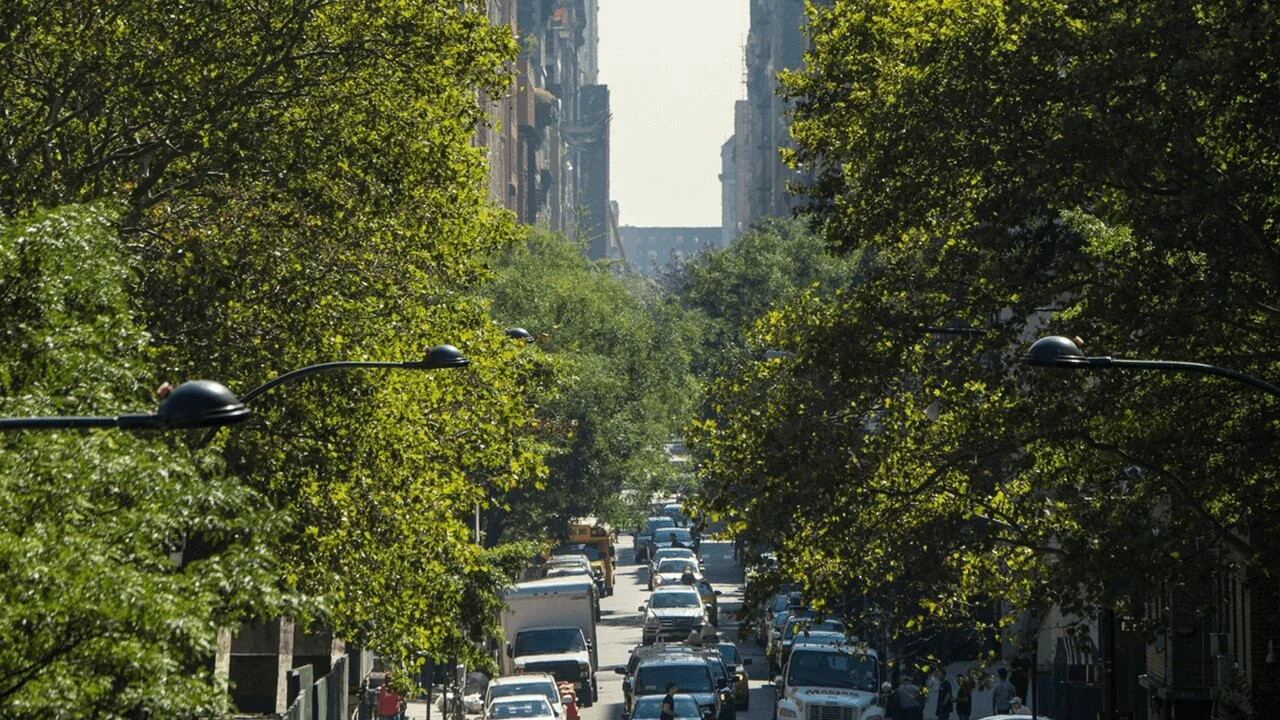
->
[[650, 557, 704, 590], [648, 547, 700, 577], [485, 675, 566, 719], [639, 586, 707, 645], [487, 694, 558, 720]]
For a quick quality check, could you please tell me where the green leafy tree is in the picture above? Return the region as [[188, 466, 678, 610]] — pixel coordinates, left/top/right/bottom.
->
[[0, 204, 288, 718], [0, 0, 547, 682], [481, 229, 697, 540], [691, 0, 1280, 667]]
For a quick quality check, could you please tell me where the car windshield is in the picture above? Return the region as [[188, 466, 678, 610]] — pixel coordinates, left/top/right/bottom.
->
[[514, 628, 586, 655], [635, 665, 714, 694], [650, 591, 701, 609], [770, 595, 791, 613], [785, 619, 845, 641], [490, 683, 557, 705], [777, 611, 810, 630], [656, 529, 693, 545], [786, 650, 878, 692], [645, 518, 676, 534], [489, 699, 554, 719], [717, 644, 740, 665], [657, 559, 697, 574], [632, 695, 701, 720]]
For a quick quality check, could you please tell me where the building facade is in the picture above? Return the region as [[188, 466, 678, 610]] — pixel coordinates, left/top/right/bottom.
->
[[480, 0, 617, 259], [619, 226, 724, 278], [722, 0, 809, 242]]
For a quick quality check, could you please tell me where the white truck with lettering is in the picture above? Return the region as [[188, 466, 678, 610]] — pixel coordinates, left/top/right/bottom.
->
[[501, 576, 599, 706], [774, 640, 883, 720]]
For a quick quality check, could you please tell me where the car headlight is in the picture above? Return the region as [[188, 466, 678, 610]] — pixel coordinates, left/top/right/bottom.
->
[[778, 708, 799, 719], [654, 576, 664, 586]]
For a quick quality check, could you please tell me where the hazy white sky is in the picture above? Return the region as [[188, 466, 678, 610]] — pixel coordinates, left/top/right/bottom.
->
[[598, 1, 750, 228]]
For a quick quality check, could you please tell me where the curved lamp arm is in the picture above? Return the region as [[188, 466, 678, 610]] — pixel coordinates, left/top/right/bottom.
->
[[198, 344, 468, 447], [1026, 335, 1280, 398]]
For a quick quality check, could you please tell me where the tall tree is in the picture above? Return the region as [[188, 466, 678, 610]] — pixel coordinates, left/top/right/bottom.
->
[[0, 204, 286, 717], [691, 0, 1280, 667], [0, 0, 545, 678], [481, 229, 697, 541]]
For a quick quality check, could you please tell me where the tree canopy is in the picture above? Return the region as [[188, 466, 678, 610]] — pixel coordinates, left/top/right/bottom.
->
[[0, 204, 287, 717], [480, 229, 697, 539], [690, 0, 1280, 665], [0, 0, 548, 706]]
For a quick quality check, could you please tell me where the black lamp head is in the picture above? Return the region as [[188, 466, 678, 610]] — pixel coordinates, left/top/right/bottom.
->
[[506, 328, 535, 343], [1026, 335, 1088, 367], [155, 380, 252, 429], [421, 344, 469, 369]]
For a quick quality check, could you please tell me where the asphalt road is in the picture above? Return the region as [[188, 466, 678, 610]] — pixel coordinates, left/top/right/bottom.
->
[[580, 535, 778, 720]]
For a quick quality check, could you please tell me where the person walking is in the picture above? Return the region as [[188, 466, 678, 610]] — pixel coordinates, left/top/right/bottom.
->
[[376, 674, 404, 720], [933, 668, 954, 720], [953, 675, 973, 720], [895, 675, 925, 720], [660, 683, 678, 720], [991, 668, 1015, 716]]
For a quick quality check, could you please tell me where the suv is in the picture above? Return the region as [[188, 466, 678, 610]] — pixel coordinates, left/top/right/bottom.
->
[[636, 516, 677, 564], [485, 675, 567, 719], [618, 647, 731, 720], [774, 641, 883, 720], [640, 587, 707, 645]]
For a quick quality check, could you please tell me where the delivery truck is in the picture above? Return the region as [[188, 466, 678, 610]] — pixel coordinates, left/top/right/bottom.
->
[[500, 576, 599, 706]]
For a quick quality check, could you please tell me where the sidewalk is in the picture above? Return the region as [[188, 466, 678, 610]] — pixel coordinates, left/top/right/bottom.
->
[[403, 700, 483, 720]]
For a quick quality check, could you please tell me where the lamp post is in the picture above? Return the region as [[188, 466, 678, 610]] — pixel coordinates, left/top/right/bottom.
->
[[0, 380, 251, 431], [1026, 335, 1280, 398], [1026, 334, 1280, 720], [199, 343, 468, 447]]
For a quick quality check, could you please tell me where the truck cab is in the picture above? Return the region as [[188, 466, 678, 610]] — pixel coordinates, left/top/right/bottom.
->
[[774, 641, 883, 720], [502, 577, 599, 706]]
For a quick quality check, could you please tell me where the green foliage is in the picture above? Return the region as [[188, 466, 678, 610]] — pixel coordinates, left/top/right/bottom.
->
[[480, 229, 697, 539], [672, 218, 858, 377], [0, 0, 545, 688], [0, 205, 288, 718], [691, 0, 1280, 653]]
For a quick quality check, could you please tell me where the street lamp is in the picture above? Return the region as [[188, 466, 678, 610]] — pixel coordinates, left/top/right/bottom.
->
[[199, 344, 469, 446], [0, 380, 251, 431], [1026, 335, 1280, 398]]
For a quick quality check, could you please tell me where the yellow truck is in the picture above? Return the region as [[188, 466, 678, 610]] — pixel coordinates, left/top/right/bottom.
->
[[557, 519, 615, 596]]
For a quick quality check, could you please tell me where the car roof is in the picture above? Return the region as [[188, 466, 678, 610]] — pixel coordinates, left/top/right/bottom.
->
[[491, 674, 556, 686], [490, 694, 553, 705]]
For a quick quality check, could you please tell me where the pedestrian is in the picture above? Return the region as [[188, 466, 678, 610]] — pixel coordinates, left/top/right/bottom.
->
[[894, 674, 924, 720], [933, 668, 953, 720], [991, 668, 1015, 715], [377, 673, 404, 720], [660, 683, 678, 720], [954, 675, 973, 720], [1010, 697, 1028, 714]]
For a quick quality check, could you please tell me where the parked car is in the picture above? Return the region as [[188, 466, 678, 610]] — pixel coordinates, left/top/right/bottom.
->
[[640, 587, 707, 645], [715, 642, 752, 710]]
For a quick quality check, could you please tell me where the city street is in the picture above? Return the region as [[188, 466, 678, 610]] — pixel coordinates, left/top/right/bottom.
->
[[409, 534, 1020, 720], [581, 536, 777, 720]]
